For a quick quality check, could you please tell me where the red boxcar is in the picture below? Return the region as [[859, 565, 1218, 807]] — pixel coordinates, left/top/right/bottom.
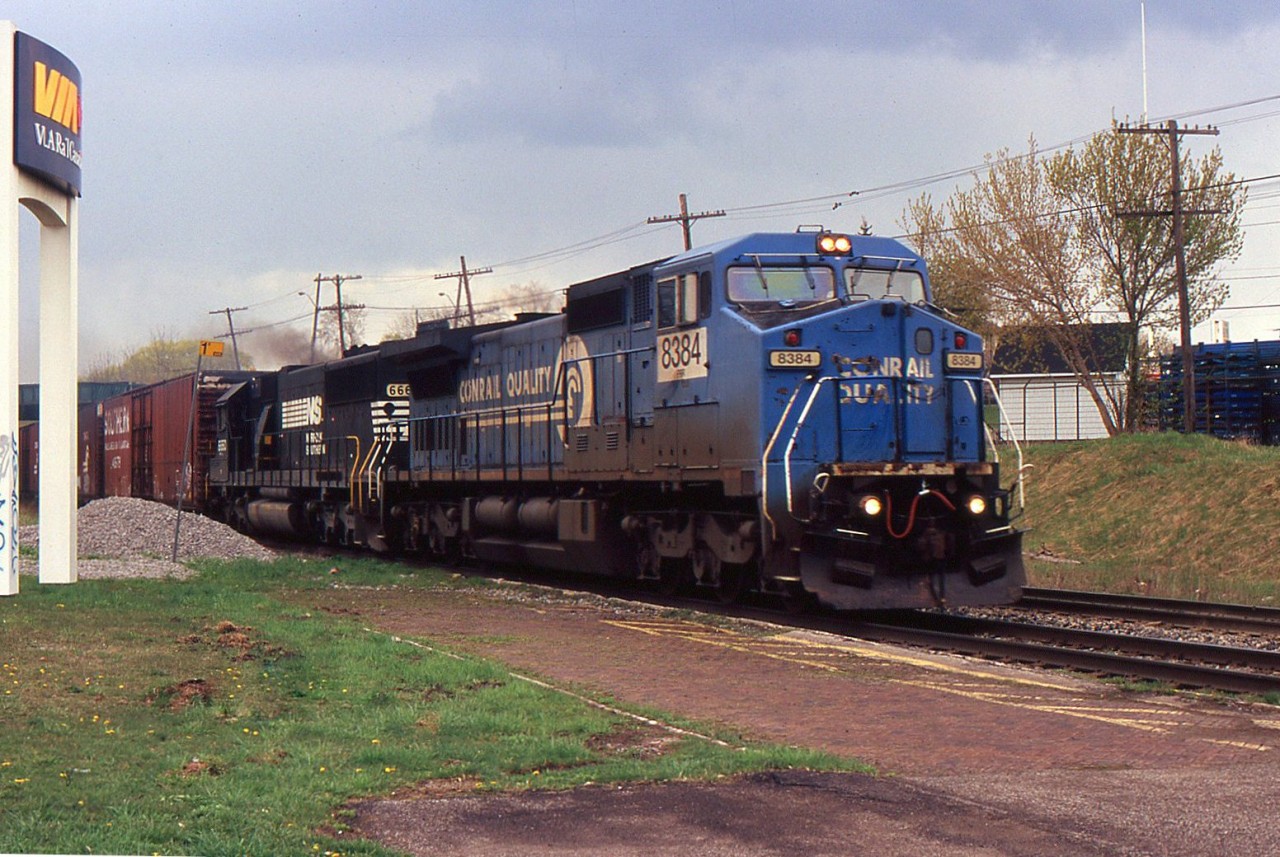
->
[[98, 371, 258, 507], [99, 390, 134, 500], [78, 401, 103, 502]]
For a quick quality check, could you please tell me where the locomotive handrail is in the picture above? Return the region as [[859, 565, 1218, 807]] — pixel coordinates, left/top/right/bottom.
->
[[760, 380, 811, 543], [981, 377, 1026, 510], [782, 376, 842, 522], [346, 434, 362, 509]]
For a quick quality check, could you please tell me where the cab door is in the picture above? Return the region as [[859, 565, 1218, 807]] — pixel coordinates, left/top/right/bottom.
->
[[896, 307, 947, 460], [651, 269, 717, 471]]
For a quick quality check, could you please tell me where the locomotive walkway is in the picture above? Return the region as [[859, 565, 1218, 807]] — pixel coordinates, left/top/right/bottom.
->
[[308, 582, 1280, 856]]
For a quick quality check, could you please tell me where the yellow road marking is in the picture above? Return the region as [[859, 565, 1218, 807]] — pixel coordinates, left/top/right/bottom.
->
[[1203, 739, 1272, 752], [602, 617, 1274, 750]]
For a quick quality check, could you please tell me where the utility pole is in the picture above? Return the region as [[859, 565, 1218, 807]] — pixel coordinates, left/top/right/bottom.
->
[[433, 256, 490, 327], [312, 272, 363, 356], [1116, 120, 1219, 434], [647, 192, 725, 251], [208, 305, 247, 370]]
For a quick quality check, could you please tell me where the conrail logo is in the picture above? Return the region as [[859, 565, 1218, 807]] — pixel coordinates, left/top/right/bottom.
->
[[33, 61, 81, 134]]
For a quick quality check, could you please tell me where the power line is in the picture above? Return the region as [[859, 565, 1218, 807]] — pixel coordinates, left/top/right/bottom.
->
[[647, 193, 726, 251], [1115, 120, 1221, 433], [208, 305, 247, 370], [312, 273, 363, 358], [433, 257, 490, 326]]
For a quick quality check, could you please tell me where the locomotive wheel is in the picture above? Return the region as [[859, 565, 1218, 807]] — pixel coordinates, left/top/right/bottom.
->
[[715, 563, 748, 604], [781, 581, 815, 615], [657, 558, 692, 596], [426, 524, 446, 558], [693, 547, 742, 604]]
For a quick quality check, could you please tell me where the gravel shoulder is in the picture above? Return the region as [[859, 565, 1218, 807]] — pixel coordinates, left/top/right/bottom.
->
[[19, 496, 273, 579]]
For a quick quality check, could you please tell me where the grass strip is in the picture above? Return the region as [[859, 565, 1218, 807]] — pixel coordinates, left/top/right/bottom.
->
[[0, 556, 868, 856]]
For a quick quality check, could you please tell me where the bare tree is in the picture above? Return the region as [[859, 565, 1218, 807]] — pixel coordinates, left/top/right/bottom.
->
[[1046, 128, 1241, 429]]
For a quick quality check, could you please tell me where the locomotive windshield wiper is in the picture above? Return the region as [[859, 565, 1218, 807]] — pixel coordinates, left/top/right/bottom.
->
[[752, 255, 770, 295], [801, 257, 817, 293]]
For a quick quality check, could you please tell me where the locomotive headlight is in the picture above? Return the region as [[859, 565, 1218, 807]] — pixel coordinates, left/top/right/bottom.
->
[[965, 495, 988, 516], [859, 495, 883, 517], [817, 233, 852, 255]]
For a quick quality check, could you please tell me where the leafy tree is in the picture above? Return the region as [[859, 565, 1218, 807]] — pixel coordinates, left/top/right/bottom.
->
[[82, 329, 253, 384], [901, 128, 1244, 434]]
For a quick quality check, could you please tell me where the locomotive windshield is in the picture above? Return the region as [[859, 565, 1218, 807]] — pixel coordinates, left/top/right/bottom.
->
[[726, 266, 836, 305], [845, 267, 926, 303]]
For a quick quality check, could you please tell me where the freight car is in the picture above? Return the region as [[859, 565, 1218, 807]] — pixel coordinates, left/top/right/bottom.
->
[[90, 371, 260, 507], [208, 230, 1024, 610]]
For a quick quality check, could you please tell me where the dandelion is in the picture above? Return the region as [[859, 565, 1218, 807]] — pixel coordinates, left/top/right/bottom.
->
[[370, 739, 380, 745], [383, 766, 396, 773], [13, 778, 29, 784]]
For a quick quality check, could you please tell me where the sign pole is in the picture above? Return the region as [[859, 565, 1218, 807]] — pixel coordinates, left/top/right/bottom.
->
[[2, 23, 84, 594], [172, 342, 222, 561], [0, 23, 19, 595]]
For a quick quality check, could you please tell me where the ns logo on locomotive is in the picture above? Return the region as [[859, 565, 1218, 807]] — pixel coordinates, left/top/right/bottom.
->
[[208, 230, 1025, 610]]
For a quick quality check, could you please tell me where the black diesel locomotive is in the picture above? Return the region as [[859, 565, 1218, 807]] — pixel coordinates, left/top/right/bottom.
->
[[209, 230, 1026, 610]]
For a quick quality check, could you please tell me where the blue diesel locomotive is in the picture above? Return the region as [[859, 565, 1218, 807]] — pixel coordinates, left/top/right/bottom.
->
[[210, 229, 1025, 610]]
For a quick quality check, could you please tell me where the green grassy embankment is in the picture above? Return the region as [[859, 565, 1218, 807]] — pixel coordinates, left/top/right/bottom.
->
[[1015, 432, 1280, 603]]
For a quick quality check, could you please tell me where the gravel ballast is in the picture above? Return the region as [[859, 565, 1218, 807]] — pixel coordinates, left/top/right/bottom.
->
[[18, 496, 275, 579]]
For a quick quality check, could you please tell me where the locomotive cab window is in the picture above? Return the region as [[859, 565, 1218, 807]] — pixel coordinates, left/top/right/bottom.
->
[[656, 273, 708, 329], [726, 266, 836, 306], [846, 267, 926, 304]]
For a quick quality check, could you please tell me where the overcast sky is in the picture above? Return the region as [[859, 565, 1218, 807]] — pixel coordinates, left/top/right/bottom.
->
[[9, 1, 1280, 378]]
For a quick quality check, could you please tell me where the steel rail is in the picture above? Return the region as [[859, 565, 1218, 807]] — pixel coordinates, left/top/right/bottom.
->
[[1019, 587, 1280, 635], [844, 620, 1280, 696], [892, 612, 1280, 672]]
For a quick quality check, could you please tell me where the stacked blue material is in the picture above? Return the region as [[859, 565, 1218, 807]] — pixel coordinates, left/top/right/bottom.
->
[[1160, 340, 1280, 443]]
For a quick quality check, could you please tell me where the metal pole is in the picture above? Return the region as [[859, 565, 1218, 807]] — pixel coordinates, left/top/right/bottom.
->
[[1168, 119, 1196, 434], [310, 274, 322, 363], [172, 356, 203, 562]]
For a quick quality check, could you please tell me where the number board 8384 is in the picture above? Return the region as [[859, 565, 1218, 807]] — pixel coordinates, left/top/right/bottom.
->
[[656, 327, 709, 383]]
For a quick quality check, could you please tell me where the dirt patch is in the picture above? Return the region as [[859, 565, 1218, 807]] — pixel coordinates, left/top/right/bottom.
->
[[585, 722, 682, 760], [176, 620, 295, 663], [148, 678, 212, 711], [178, 758, 223, 777]]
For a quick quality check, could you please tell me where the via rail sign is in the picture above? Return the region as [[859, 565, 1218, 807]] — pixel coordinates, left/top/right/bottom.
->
[[13, 30, 83, 196]]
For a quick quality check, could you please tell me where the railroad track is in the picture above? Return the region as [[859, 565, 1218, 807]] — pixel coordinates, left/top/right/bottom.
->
[[1017, 587, 1280, 635], [846, 611, 1280, 697], [471, 569, 1280, 697]]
